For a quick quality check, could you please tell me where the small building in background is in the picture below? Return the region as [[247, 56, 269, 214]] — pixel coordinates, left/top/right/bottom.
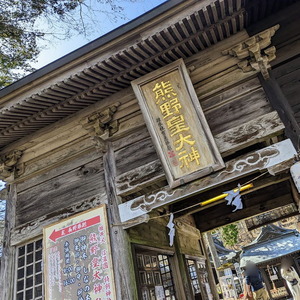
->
[[240, 225, 300, 300]]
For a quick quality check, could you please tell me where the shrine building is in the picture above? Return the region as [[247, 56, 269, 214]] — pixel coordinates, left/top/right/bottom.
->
[[1, 0, 300, 299]]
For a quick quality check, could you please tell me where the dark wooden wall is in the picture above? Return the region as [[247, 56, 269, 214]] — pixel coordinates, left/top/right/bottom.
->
[[248, 1, 300, 145], [273, 58, 300, 129]]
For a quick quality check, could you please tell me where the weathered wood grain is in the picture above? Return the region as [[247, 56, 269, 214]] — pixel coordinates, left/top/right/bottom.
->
[[215, 111, 285, 156], [200, 77, 261, 111], [19, 124, 88, 163], [103, 144, 138, 300], [260, 73, 300, 148], [128, 216, 170, 248], [273, 56, 300, 132], [186, 30, 249, 82], [116, 113, 145, 139], [0, 184, 17, 300], [205, 87, 273, 135], [273, 38, 300, 67], [1, 86, 137, 161], [112, 125, 149, 151], [116, 160, 164, 196], [16, 138, 99, 186], [189, 55, 241, 85], [115, 111, 284, 196], [11, 193, 106, 246], [16, 159, 105, 225], [195, 67, 258, 101], [115, 137, 158, 176], [118, 139, 296, 223]]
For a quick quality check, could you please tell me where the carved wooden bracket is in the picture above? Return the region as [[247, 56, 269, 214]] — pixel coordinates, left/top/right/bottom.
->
[[81, 102, 121, 151], [222, 25, 279, 80], [0, 150, 23, 182]]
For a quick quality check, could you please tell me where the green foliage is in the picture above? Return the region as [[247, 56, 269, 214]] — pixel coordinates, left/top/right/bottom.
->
[[0, 0, 136, 88], [221, 223, 239, 247], [0, 0, 83, 86]]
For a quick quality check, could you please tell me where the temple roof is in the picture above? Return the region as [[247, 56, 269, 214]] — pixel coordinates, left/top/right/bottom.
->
[[240, 225, 300, 267], [214, 236, 238, 262], [0, 0, 298, 151]]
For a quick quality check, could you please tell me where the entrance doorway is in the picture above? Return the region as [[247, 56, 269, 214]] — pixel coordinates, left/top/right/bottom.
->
[[186, 256, 212, 300], [202, 208, 300, 300]]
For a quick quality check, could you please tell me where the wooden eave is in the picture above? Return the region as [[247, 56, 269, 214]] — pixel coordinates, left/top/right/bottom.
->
[[0, 0, 297, 150]]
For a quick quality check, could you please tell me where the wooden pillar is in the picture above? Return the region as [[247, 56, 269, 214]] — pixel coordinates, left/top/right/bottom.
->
[[200, 233, 220, 300], [206, 232, 222, 273], [103, 143, 138, 300], [0, 184, 17, 300], [174, 239, 193, 300], [259, 73, 300, 148]]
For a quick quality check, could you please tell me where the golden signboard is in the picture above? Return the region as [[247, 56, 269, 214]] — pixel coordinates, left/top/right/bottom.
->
[[43, 205, 116, 300], [132, 59, 224, 187]]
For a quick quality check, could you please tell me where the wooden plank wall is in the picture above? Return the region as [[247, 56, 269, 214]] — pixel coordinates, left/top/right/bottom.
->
[[11, 30, 285, 232], [16, 156, 105, 225]]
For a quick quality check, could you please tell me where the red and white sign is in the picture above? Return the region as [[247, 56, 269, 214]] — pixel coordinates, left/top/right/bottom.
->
[[43, 205, 116, 300], [49, 216, 101, 242]]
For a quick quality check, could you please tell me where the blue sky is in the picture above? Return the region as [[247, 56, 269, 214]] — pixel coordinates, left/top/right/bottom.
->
[[32, 0, 166, 69]]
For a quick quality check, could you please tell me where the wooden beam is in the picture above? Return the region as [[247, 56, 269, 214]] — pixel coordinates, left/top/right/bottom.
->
[[173, 173, 290, 217], [199, 234, 220, 300], [118, 139, 296, 224], [116, 111, 284, 196], [195, 182, 293, 232], [16, 158, 105, 226], [246, 211, 298, 231]]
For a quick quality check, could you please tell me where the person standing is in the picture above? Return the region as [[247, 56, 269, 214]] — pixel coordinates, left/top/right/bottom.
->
[[245, 261, 269, 300], [281, 257, 300, 300], [242, 271, 254, 300]]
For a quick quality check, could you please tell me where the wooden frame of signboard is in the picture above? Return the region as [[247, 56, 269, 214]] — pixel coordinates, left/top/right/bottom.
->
[[43, 205, 116, 300], [131, 59, 224, 188]]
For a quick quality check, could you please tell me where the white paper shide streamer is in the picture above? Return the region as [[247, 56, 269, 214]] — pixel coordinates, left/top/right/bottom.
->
[[167, 213, 175, 247]]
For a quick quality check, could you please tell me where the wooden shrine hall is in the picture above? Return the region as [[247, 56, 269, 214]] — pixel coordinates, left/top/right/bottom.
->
[[1, 0, 300, 299], [240, 225, 300, 299]]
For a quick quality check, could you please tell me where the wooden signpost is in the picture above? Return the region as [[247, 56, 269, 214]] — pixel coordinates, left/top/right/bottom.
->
[[43, 205, 116, 300], [132, 59, 224, 188]]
